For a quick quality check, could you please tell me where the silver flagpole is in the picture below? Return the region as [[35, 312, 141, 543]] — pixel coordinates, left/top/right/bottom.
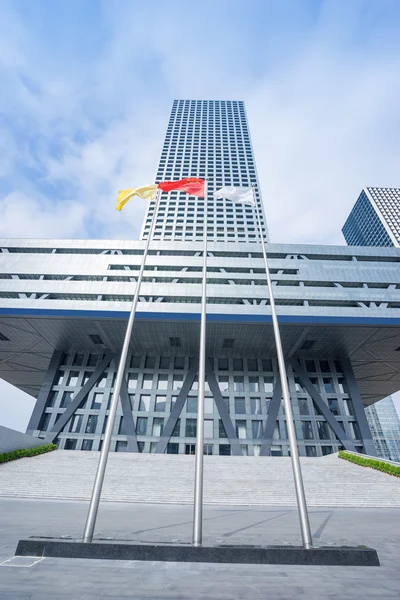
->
[[83, 188, 161, 543], [192, 179, 208, 547], [251, 185, 312, 549]]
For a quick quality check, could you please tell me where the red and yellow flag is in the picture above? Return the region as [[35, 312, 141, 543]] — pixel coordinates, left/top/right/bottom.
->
[[158, 177, 205, 198]]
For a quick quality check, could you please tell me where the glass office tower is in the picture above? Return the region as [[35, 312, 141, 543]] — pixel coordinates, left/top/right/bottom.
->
[[342, 187, 400, 461], [141, 100, 268, 244], [365, 397, 400, 462], [342, 187, 400, 247]]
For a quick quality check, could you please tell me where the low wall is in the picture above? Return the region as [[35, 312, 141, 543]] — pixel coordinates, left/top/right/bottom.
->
[[0, 426, 44, 454]]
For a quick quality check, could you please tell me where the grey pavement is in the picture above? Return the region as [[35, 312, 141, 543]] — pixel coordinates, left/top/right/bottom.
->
[[0, 498, 400, 599]]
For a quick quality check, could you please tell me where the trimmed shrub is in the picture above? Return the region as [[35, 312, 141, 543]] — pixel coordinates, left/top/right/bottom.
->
[[0, 443, 57, 465], [339, 450, 400, 478]]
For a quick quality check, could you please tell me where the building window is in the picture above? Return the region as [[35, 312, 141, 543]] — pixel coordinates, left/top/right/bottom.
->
[[248, 376, 259, 392], [159, 357, 170, 369], [247, 359, 258, 371], [298, 398, 309, 415], [185, 418, 197, 437], [305, 446, 317, 457], [157, 374, 168, 390], [218, 375, 229, 392], [173, 375, 183, 391], [73, 354, 84, 366], [204, 420, 214, 438], [218, 358, 229, 370], [235, 397, 246, 414], [91, 393, 104, 409], [116, 441, 127, 452], [317, 421, 330, 440], [155, 395, 166, 412], [64, 439, 77, 450], [60, 392, 73, 408], [302, 421, 314, 440], [87, 354, 98, 367], [252, 420, 263, 439], [262, 359, 272, 372], [81, 440, 93, 451], [145, 356, 155, 369], [236, 420, 247, 439], [328, 398, 340, 415], [233, 358, 243, 371], [174, 357, 185, 369], [152, 418, 164, 436], [136, 417, 148, 435], [233, 376, 244, 391], [67, 371, 79, 386], [263, 377, 273, 393], [187, 397, 198, 413], [127, 374, 138, 389], [85, 415, 98, 434], [97, 375, 107, 388], [167, 443, 179, 454], [250, 398, 261, 415], [204, 396, 214, 413], [139, 395, 151, 411], [142, 374, 153, 389], [69, 414, 83, 433], [219, 445, 231, 455], [131, 356, 141, 368], [304, 360, 315, 373]]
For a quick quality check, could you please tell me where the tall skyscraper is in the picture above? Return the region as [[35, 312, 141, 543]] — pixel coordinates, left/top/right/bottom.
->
[[140, 100, 268, 243], [342, 187, 400, 247], [365, 397, 400, 462]]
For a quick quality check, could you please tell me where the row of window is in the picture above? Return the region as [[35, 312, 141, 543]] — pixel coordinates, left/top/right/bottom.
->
[[57, 354, 344, 374], [41, 410, 362, 444], [2, 247, 398, 264], [4, 291, 399, 309]]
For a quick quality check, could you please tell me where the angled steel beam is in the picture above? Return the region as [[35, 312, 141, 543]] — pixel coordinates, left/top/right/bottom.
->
[[259, 376, 282, 456], [290, 359, 356, 452], [205, 359, 242, 456], [155, 363, 198, 454], [26, 350, 64, 435], [119, 374, 139, 452], [340, 358, 377, 456], [44, 353, 115, 444]]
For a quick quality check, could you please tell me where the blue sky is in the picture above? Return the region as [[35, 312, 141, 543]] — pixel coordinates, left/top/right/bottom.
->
[[0, 0, 400, 428]]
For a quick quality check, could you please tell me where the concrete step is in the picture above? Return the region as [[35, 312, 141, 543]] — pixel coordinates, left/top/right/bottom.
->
[[1, 451, 399, 507]]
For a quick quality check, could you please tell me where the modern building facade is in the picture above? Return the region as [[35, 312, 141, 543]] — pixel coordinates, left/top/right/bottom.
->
[[342, 187, 400, 247], [141, 100, 268, 243], [342, 186, 400, 461], [1, 239, 400, 456], [0, 102, 400, 457], [365, 397, 400, 462]]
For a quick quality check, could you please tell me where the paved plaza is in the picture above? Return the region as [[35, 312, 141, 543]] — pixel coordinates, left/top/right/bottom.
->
[[0, 498, 400, 599]]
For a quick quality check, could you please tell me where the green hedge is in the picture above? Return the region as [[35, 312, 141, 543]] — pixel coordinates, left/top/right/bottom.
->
[[0, 443, 57, 465], [339, 450, 400, 478]]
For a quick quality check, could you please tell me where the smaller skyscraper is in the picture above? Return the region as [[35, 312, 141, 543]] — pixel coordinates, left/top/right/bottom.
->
[[342, 187, 400, 247], [365, 397, 400, 462], [342, 186, 400, 461]]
